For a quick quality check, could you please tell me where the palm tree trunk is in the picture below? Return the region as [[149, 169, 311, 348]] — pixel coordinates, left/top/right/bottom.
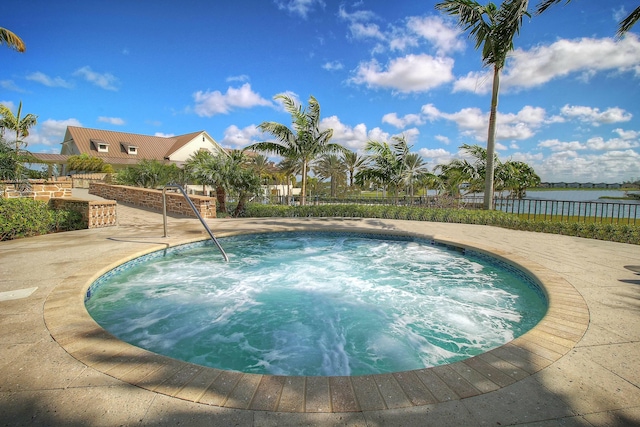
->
[[484, 66, 500, 210], [216, 185, 226, 212], [300, 161, 308, 206]]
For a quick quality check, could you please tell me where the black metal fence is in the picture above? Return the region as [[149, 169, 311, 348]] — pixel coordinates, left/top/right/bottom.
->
[[266, 195, 639, 225], [490, 197, 639, 225]]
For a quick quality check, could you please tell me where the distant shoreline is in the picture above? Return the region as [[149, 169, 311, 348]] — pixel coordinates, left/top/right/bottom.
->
[[530, 187, 639, 192]]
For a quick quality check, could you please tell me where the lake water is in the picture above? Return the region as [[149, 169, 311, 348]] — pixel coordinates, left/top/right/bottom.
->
[[524, 190, 636, 202]]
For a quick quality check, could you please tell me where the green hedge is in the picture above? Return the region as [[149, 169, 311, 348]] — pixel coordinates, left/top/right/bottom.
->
[[241, 203, 640, 245], [0, 198, 85, 241]]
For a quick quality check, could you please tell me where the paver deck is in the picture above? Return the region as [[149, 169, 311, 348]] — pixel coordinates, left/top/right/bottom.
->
[[1, 190, 639, 426]]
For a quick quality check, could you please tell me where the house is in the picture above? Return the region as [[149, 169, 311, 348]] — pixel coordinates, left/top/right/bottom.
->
[[32, 126, 227, 174]]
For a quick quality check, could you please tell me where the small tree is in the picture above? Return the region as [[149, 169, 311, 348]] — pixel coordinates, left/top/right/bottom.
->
[[67, 153, 107, 173]]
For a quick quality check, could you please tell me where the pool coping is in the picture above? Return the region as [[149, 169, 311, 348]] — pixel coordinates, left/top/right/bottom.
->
[[43, 228, 589, 414]]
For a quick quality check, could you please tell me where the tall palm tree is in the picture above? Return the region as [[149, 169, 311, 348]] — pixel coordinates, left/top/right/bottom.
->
[[0, 27, 25, 52], [245, 94, 342, 205], [313, 154, 347, 197], [436, 0, 530, 209], [536, 0, 639, 37]]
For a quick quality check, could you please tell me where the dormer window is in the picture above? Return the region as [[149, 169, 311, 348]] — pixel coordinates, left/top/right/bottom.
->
[[91, 139, 109, 153], [120, 142, 138, 155]]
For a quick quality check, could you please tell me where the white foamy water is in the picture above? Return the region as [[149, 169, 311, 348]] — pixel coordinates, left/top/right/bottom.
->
[[86, 232, 547, 376]]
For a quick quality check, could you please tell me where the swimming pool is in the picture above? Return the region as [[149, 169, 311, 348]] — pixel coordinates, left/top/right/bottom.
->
[[85, 232, 547, 376]]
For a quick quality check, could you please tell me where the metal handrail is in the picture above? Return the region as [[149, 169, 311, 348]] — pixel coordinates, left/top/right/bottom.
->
[[162, 183, 229, 262]]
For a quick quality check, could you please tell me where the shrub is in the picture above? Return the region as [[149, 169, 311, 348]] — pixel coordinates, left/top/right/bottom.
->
[[238, 203, 640, 245], [0, 198, 85, 241]]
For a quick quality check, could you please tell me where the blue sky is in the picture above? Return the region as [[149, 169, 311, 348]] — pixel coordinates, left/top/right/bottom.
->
[[2, 0, 639, 183]]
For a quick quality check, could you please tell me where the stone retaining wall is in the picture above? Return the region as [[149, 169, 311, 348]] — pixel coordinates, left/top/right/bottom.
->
[[1, 180, 72, 201], [50, 198, 118, 228], [89, 182, 216, 219]]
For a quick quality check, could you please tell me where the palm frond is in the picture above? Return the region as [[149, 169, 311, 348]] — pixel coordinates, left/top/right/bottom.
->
[[0, 28, 25, 52], [617, 6, 640, 37]]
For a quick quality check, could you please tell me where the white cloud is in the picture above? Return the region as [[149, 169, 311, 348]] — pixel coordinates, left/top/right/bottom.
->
[[154, 132, 175, 137], [405, 16, 464, 55], [0, 80, 23, 92], [585, 136, 639, 150], [613, 6, 628, 22], [337, 6, 377, 23], [614, 128, 640, 140], [382, 112, 424, 128], [503, 35, 640, 90], [418, 147, 454, 166], [452, 70, 496, 94], [420, 103, 550, 141], [539, 130, 639, 153], [275, 0, 324, 18], [322, 61, 344, 71], [193, 83, 273, 117], [560, 105, 632, 126], [226, 74, 250, 82], [538, 139, 587, 151], [97, 116, 125, 126], [453, 35, 640, 94], [530, 149, 640, 183], [73, 66, 119, 91], [26, 118, 82, 148], [349, 22, 385, 40], [26, 72, 73, 88], [351, 54, 454, 93], [434, 135, 450, 145], [320, 115, 391, 151], [221, 124, 262, 148]]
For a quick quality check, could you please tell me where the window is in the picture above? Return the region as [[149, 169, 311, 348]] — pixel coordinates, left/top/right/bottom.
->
[[91, 139, 109, 153], [120, 142, 138, 155]]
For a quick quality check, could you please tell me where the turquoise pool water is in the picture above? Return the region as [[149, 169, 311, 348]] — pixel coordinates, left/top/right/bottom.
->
[[86, 232, 547, 376]]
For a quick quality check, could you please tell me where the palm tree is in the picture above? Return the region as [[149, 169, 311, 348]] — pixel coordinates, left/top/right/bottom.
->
[[248, 154, 277, 201], [276, 157, 301, 204], [184, 150, 220, 196], [245, 94, 342, 205], [0, 102, 38, 152], [402, 152, 430, 200], [435, 144, 495, 196], [496, 160, 540, 198], [224, 150, 262, 217], [436, 0, 530, 209], [355, 135, 413, 202], [341, 150, 366, 188], [313, 154, 347, 197], [0, 27, 25, 52], [0, 102, 38, 178], [536, 1, 639, 37]]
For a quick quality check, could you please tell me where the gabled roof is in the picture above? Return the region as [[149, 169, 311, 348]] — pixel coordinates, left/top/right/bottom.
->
[[60, 126, 223, 165]]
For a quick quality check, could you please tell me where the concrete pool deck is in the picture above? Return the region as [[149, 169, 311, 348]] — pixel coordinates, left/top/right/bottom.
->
[[1, 192, 639, 426]]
